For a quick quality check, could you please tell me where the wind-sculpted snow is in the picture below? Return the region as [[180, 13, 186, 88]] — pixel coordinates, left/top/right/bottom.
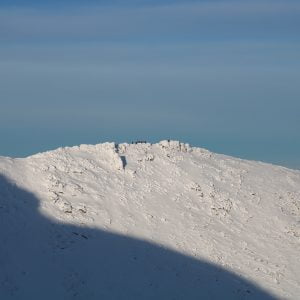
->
[[0, 141, 299, 299]]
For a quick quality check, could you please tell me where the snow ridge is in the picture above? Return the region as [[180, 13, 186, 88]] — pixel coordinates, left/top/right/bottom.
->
[[0, 140, 299, 299]]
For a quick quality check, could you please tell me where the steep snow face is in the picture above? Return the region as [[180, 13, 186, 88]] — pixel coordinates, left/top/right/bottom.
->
[[0, 141, 299, 299]]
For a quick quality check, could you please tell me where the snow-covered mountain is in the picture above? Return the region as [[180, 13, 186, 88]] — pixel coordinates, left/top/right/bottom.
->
[[0, 140, 299, 299]]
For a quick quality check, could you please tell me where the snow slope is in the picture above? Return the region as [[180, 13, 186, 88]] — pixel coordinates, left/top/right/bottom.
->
[[0, 141, 299, 299]]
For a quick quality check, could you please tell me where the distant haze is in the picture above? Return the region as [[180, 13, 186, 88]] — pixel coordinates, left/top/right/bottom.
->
[[0, 0, 299, 169]]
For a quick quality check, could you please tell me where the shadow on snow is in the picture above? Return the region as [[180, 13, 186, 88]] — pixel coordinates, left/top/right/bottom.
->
[[0, 174, 277, 299]]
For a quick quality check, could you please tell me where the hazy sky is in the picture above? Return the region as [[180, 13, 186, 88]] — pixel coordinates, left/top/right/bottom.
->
[[0, 0, 299, 169]]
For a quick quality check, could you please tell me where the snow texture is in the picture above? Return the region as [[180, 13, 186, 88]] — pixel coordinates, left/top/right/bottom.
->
[[0, 140, 299, 299]]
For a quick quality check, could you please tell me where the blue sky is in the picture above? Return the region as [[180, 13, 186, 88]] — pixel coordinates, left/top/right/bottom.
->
[[0, 0, 299, 169]]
